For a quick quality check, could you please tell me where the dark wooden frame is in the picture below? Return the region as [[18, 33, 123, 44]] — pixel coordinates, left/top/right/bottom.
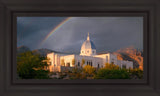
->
[[0, 0, 160, 96]]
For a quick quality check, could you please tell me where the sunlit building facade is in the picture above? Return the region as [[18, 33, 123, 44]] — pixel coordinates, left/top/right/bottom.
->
[[47, 33, 133, 72]]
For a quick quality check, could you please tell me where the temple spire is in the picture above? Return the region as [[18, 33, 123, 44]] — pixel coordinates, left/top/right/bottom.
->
[[87, 32, 90, 40]]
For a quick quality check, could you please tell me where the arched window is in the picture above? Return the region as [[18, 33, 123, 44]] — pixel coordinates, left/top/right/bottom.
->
[[87, 50, 89, 53], [97, 64, 99, 68], [78, 62, 80, 66], [66, 63, 70, 67], [122, 65, 126, 69]]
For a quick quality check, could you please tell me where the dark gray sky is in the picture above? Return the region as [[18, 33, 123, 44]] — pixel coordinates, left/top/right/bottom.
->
[[17, 17, 143, 53]]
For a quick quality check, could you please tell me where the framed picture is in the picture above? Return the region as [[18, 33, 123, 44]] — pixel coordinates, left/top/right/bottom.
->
[[0, 0, 160, 96], [16, 16, 144, 81]]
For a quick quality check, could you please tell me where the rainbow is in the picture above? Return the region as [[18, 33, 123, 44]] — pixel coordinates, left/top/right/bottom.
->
[[39, 17, 72, 47]]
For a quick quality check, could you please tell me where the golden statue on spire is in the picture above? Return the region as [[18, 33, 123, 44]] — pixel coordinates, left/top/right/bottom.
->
[[87, 32, 90, 40]]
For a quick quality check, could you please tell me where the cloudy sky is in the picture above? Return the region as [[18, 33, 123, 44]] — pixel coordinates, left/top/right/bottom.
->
[[17, 17, 143, 53]]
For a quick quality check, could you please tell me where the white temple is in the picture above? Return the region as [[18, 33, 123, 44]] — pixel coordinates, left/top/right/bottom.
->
[[47, 33, 133, 72]]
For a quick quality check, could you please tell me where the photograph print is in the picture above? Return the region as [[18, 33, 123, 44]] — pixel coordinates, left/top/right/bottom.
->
[[17, 17, 143, 80]]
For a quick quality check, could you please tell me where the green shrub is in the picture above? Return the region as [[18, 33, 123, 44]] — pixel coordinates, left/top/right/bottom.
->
[[129, 68, 143, 79], [17, 51, 50, 79], [104, 63, 120, 70], [72, 67, 82, 73], [95, 68, 130, 79], [83, 65, 96, 76]]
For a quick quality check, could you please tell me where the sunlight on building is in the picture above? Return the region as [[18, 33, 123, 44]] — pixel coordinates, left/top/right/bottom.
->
[[47, 33, 133, 72]]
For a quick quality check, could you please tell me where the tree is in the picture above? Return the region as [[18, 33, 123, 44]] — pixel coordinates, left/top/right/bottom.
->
[[95, 68, 130, 79], [93, 63, 130, 79], [104, 63, 119, 70], [61, 59, 65, 66], [81, 59, 85, 67], [72, 59, 76, 67], [83, 65, 95, 76], [129, 68, 143, 79], [17, 51, 50, 79]]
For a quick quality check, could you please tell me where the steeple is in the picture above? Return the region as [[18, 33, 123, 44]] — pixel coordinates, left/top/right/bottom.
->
[[87, 32, 90, 40], [80, 32, 96, 56]]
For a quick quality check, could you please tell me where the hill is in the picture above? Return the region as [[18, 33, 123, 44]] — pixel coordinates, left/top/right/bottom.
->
[[17, 46, 67, 57], [112, 47, 143, 70], [17, 46, 30, 54], [32, 48, 57, 57]]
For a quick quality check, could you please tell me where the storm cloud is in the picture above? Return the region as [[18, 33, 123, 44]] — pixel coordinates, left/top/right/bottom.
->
[[17, 17, 143, 53]]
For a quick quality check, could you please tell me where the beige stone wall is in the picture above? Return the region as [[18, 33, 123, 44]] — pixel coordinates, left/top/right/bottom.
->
[[47, 52, 68, 72], [60, 55, 75, 67], [80, 49, 96, 56], [117, 60, 133, 69], [47, 52, 133, 72], [60, 54, 103, 68], [47, 53, 54, 66], [109, 54, 118, 65], [94, 53, 118, 65], [94, 54, 110, 64], [74, 55, 103, 68]]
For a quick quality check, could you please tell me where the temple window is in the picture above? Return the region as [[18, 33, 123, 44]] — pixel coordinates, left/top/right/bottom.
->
[[78, 62, 80, 66], [97, 64, 99, 68], [122, 65, 126, 69], [66, 63, 70, 67]]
